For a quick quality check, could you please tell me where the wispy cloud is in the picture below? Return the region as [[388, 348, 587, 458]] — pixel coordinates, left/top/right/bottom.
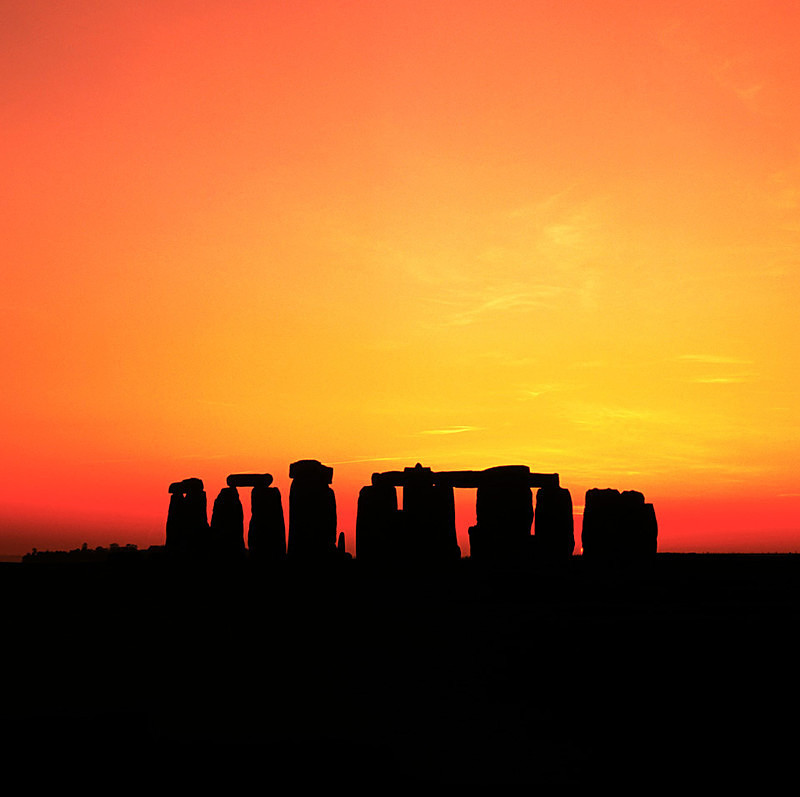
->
[[682, 461, 765, 476], [508, 191, 602, 255], [509, 186, 579, 219], [767, 164, 800, 212], [437, 286, 563, 327], [543, 223, 587, 249], [169, 453, 230, 460], [676, 354, 754, 365], [328, 455, 413, 466], [475, 351, 537, 368], [570, 406, 661, 426], [571, 359, 606, 369], [518, 384, 565, 399], [711, 57, 765, 112], [418, 426, 482, 436], [676, 354, 755, 384], [691, 375, 752, 384], [659, 20, 768, 114]]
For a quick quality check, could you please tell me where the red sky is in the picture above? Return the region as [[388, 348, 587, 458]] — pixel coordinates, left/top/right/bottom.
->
[[2, 1, 800, 557]]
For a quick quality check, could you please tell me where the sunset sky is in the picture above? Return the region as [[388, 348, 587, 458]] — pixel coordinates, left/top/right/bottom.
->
[[2, 0, 799, 557]]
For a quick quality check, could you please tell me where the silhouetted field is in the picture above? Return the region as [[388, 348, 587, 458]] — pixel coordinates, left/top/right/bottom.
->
[[2, 552, 798, 787]]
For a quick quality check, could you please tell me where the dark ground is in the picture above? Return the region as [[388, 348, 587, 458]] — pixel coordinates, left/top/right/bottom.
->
[[2, 552, 799, 787]]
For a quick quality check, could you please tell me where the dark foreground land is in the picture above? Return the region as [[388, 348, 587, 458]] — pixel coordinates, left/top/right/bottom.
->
[[2, 552, 799, 787]]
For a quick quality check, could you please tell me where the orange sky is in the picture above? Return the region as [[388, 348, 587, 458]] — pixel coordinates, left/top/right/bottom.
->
[[2, 1, 799, 557]]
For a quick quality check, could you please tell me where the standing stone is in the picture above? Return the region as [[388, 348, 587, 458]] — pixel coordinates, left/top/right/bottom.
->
[[643, 503, 658, 555], [185, 488, 210, 549], [582, 488, 658, 559], [210, 486, 245, 557], [166, 478, 209, 555], [430, 482, 460, 562], [166, 491, 186, 552], [248, 484, 286, 561], [401, 464, 460, 563], [356, 482, 399, 563], [534, 486, 575, 559], [470, 466, 533, 562], [287, 460, 337, 560], [581, 488, 621, 558], [620, 490, 645, 556]]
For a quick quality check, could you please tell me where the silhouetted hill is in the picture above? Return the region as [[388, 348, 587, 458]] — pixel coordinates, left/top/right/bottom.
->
[[2, 553, 798, 787]]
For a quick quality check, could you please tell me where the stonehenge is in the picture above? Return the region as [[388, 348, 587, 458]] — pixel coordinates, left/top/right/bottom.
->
[[165, 462, 656, 564]]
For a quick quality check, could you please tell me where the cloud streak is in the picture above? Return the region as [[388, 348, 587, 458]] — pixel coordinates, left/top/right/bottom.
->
[[418, 426, 482, 435], [436, 286, 564, 327], [328, 455, 415, 466], [518, 384, 566, 400], [691, 376, 752, 384], [676, 354, 754, 365], [676, 354, 756, 384]]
